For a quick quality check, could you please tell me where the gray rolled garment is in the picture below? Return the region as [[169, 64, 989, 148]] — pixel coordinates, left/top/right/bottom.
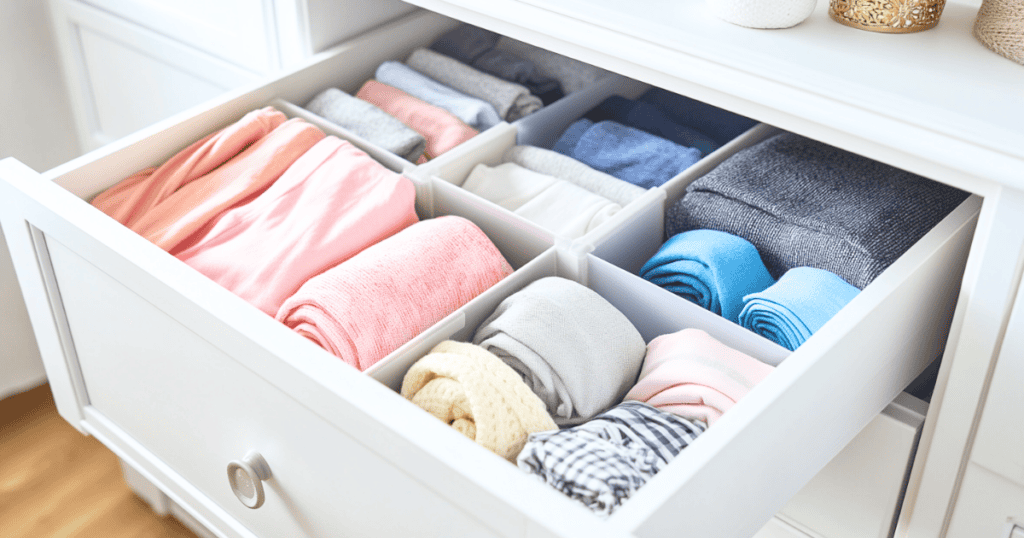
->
[[305, 88, 426, 162], [472, 276, 646, 426], [494, 36, 611, 94], [406, 48, 542, 121], [503, 145, 647, 206], [667, 132, 970, 289]]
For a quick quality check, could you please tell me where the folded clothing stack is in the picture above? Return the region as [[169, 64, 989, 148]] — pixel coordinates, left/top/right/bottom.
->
[[401, 340, 557, 462], [92, 108, 325, 255], [668, 132, 971, 289], [473, 276, 646, 426], [585, 95, 720, 157], [503, 145, 647, 207], [637, 87, 759, 146], [553, 119, 703, 189], [356, 79, 480, 162], [461, 162, 621, 239], [277, 216, 514, 371], [176, 136, 418, 316], [517, 401, 705, 517], [304, 88, 427, 162], [625, 328, 775, 425]]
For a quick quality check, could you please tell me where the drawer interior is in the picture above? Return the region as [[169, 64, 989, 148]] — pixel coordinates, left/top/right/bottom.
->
[[0, 6, 985, 538]]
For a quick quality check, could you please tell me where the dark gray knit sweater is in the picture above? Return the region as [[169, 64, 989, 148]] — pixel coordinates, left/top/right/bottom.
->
[[666, 132, 969, 289]]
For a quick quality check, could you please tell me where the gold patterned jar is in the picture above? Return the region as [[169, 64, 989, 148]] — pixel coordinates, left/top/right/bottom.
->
[[829, 0, 947, 33]]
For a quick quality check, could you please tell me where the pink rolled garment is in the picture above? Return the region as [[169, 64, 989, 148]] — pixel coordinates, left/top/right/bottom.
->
[[176, 136, 419, 316], [276, 216, 513, 371], [91, 107, 288, 228], [355, 80, 478, 161], [129, 118, 325, 254], [625, 328, 774, 426]]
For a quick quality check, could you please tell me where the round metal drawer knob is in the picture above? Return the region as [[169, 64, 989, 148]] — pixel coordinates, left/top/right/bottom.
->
[[226, 451, 272, 509]]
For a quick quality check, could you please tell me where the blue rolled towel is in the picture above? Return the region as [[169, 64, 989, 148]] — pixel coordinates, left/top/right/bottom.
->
[[585, 96, 719, 156], [739, 267, 860, 351], [638, 88, 759, 146], [553, 120, 703, 189], [639, 230, 775, 323]]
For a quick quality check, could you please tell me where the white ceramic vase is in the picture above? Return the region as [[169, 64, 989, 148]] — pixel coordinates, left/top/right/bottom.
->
[[709, 0, 818, 29]]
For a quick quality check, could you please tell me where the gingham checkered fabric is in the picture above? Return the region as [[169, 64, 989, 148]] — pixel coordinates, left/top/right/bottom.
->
[[516, 401, 706, 516]]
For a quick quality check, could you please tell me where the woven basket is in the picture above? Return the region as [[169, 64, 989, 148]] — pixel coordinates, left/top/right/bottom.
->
[[974, 0, 1024, 65], [829, 0, 946, 33]]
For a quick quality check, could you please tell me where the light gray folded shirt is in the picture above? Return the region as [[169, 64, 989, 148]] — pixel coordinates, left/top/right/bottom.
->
[[375, 61, 503, 130], [493, 37, 611, 94], [472, 276, 646, 426], [405, 48, 542, 122], [503, 145, 646, 206], [305, 88, 427, 162]]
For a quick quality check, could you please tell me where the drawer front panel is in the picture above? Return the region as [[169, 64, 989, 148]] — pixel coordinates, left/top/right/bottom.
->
[[44, 235, 508, 538]]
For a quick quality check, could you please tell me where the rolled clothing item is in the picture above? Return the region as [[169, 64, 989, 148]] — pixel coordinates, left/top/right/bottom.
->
[[429, 24, 501, 64], [639, 229, 775, 324], [277, 216, 513, 371], [356, 80, 478, 161], [401, 340, 557, 462], [494, 36, 611, 94], [638, 87, 759, 146], [585, 95, 719, 156], [305, 87, 426, 162], [461, 162, 621, 239], [517, 401, 705, 517], [472, 49, 564, 106], [428, 24, 564, 105], [92, 107, 287, 228], [503, 145, 646, 206], [739, 266, 860, 351], [406, 48, 542, 121], [130, 118, 325, 254], [472, 276, 646, 426], [625, 328, 775, 425], [555, 120, 703, 189], [666, 132, 971, 288], [176, 137, 418, 316], [551, 118, 592, 156], [375, 61, 502, 130]]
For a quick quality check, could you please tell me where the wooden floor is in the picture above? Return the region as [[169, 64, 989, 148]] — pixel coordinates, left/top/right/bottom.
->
[[0, 384, 198, 538]]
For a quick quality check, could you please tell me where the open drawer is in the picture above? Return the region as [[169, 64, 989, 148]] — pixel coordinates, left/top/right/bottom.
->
[[0, 9, 981, 538]]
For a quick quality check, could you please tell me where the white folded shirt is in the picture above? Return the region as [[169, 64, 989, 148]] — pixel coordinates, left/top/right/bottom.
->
[[462, 162, 621, 239]]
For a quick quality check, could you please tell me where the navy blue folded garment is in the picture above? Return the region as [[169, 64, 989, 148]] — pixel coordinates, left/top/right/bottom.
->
[[739, 267, 859, 351], [638, 88, 759, 146], [430, 24, 564, 106], [553, 120, 703, 189], [429, 24, 500, 64], [473, 49, 564, 105], [585, 96, 719, 156], [667, 132, 970, 289], [640, 230, 775, 323]]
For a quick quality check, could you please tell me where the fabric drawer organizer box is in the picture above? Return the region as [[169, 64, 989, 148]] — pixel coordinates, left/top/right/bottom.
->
[[0, 9, 982, 538]]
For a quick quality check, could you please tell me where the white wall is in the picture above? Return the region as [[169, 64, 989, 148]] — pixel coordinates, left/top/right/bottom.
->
[[0, 0, 80, 171], [0, 0, 77, 399]]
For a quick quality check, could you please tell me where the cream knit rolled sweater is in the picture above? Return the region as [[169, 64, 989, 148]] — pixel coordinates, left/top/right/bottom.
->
[[401, 341, 557, 462]]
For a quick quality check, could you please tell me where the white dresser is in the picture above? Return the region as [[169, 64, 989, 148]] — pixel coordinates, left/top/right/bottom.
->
[[2, 0, 1022, 537]]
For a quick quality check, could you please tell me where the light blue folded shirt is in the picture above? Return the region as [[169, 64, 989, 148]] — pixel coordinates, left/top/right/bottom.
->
[[375, 61, 503, 130], [640, 229, 775, 323], [739, 266, 859, 351]]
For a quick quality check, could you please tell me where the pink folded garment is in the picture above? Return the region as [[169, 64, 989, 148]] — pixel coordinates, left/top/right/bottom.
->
[[624, 328, 774, 426], [91, 107, 288, 228], [355, 80, 478, 161], [276, 216, 514, 371], [176, 136, 419, 316], [128, 118, 325, 254]]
